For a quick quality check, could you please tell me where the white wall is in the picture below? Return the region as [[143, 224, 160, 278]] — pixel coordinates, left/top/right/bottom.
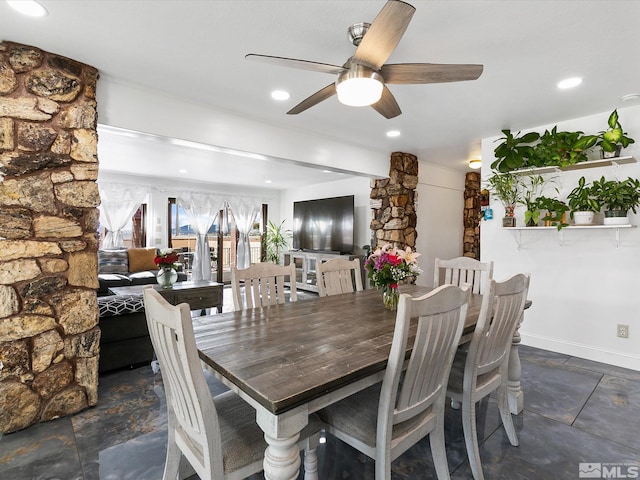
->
[[415, 162, 466, 287], [97, 77, 390, 179], [280, 176, 372, 257], [481, 105, 640, 371]]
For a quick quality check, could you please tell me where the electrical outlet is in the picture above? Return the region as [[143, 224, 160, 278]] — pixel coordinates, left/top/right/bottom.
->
[[617, 324, 629, 338]]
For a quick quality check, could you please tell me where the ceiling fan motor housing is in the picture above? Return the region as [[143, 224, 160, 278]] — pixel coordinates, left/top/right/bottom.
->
[[348, 22, 371, 46]]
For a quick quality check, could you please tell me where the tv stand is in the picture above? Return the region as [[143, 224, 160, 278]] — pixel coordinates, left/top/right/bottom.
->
[[284, 250, 359, 293]]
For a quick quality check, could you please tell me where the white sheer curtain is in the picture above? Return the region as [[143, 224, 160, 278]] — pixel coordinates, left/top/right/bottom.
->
[[99, 184, 148, 250], [229, 198, 261, 270], [178, 193, 224, 282]]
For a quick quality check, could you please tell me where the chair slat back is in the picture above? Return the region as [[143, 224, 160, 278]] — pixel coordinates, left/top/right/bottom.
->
[[434, 256, 494, 295], [470, 274, 530, 377], [143, 287, 223, 477], [378, 285, 469, 430], [316, 257, 363, 297], [231, 262, 297, 311]]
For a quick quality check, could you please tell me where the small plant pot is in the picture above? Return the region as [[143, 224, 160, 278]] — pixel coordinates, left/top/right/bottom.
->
[[543, 212, 567, 227], [601, 145, 622, 159], [603, 209, 629, 225], [572, 211, 595, 225], [502, 216, 516, 227]]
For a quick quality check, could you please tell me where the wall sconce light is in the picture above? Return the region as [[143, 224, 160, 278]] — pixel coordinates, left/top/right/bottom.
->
[[468, 159, 482, 169]]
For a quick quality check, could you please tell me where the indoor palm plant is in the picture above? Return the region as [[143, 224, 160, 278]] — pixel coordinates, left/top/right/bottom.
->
[[590, 176, 640, 225], [264, 220, 291, 263], [597, 109, 635, 158], [567, 176, 601, 225]]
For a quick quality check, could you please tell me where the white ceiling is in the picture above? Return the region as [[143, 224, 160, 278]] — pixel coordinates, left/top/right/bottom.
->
[[2, 0, 640, 188]]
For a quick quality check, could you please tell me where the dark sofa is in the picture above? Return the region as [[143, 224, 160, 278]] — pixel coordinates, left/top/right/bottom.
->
[[98, 294, 153, 373], [97, 248, 187, 296]]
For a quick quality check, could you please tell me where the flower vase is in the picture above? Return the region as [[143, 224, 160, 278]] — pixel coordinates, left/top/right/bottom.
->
[[157, 266, 178, 288], [383, 285, 400, 311]]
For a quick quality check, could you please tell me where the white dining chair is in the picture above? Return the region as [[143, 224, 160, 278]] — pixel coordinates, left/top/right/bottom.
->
[[446, 273, 530, 480], [433, 256, 494, 295], [318, 284, 471, 480], [142, 287, 322, 480], [316, 257, 363, 297], [231, 262, 297, 311]]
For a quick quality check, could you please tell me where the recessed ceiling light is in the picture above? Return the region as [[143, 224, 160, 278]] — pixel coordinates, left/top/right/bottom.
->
[[557, 77, 582, 89], [7, 0, 48, 17], [271, 90, 290, 101], [265, 179, 272, 184], [179, 169, 187, 174], [386, 130, 401, 138], [621, 93, 640, 102]]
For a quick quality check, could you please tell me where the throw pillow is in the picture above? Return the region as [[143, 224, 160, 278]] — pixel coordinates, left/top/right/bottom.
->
[[128, 248, 158, 273], [98, 249, 129, 275]]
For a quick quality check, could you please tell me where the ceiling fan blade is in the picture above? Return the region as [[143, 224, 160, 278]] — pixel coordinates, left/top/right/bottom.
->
[[381, 63, 484, 84], [287, 83, 337, 115], [246, 54, 347, 75], [353, 0, 415, 70], [371, 85, 401, 119]]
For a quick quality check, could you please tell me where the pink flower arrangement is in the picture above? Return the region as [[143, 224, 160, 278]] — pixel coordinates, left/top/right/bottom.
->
[[364, 243, 422, 289]]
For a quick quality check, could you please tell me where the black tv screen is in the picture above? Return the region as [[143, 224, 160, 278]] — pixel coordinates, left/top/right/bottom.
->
[[293, 195, 354, 254]]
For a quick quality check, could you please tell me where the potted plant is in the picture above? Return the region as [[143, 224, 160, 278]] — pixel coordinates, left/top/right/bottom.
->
[[265, 220, 291, 263], [597, 109, 635, 158], [591, 176, 640, 225], [518, 174, 552, 226], [529, 127, 598, 168], [485, 172, 521, 227], [567, 176, 600, 225], [536, 196, 569, 230], [492, 129, 540, 172]]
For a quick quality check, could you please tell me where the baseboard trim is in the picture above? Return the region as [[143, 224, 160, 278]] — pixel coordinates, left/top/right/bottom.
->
[[521, 333, 640, 372]]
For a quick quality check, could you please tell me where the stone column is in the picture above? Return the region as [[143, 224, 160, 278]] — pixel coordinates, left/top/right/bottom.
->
[[463, 171, 481, 259], [0, 41, 100, 433], [369, 152, 418, 252]]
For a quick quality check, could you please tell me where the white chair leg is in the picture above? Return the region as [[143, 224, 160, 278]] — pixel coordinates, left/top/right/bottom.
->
[[162, 436, 181, 480], [462, 397, 484, 480], [303, 433, 319, 480], [497, 382, 519, 446], [429, 416, 452, 480]]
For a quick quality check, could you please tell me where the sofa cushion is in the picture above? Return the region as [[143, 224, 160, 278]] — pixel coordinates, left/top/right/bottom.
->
[[97, 273, 131, 295], [98, 249, 128, 275], [128, 248, 158, 273], [129, 271, 158, 286], [98, 294, 145, 317]]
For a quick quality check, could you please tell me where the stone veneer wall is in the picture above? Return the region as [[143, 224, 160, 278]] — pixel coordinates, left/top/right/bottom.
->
[[0, 41, 100, 433], [463, 171, 481, 259], [369, 152, 418, 251]]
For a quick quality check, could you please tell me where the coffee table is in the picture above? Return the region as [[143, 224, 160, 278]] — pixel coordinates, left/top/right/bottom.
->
[[109, 280, 224, 314]]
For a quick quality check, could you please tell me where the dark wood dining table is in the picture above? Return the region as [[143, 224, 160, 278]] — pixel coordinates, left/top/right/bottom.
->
[[193, 285, 528, 480]]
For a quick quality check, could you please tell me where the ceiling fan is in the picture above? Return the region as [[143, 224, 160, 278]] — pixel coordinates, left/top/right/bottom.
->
[[246, 0, 483, 119]]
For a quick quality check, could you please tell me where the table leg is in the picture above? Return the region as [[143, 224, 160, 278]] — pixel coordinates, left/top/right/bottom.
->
[[507, 313, 524, 414], [263, 432, 301, 480], [257, 406, 316, 480]]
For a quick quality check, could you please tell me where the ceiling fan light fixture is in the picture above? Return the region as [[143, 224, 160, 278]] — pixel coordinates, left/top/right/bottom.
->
[[336, 64, 384, 107]]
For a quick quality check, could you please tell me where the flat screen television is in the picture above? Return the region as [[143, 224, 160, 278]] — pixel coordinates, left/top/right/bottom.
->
[[293, 195, 354, 254]]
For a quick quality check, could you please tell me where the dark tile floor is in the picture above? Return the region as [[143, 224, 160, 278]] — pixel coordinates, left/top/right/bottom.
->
[[1, 293, 639, 479]]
